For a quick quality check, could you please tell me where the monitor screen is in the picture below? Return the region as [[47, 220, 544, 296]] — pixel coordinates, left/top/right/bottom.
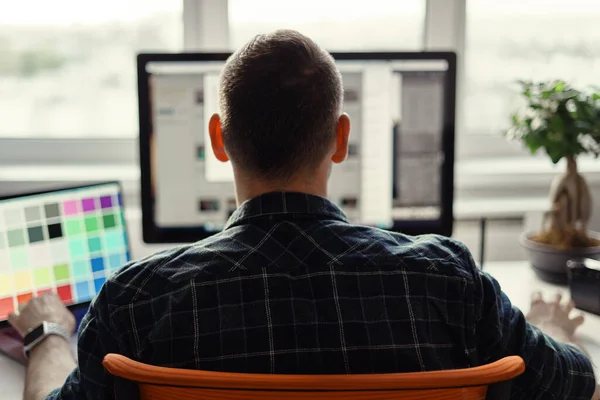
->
[[138, 52, 456, 243], [0, 182, 130, 323]]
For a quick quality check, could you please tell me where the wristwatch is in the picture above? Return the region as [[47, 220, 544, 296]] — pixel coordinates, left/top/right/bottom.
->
[[23, 321, 71, 358]]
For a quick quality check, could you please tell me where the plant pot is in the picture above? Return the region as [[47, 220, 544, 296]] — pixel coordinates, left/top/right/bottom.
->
[[519, 231, 600, 284]]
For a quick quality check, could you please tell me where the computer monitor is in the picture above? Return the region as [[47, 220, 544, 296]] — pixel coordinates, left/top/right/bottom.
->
[[137, 52, 456, 243], [0, 182, 131, 325]]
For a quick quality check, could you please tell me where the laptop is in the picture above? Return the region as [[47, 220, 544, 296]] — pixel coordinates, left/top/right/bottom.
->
[[0, 182, 131, 364]]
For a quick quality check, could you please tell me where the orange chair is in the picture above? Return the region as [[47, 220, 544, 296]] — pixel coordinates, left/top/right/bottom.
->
[[103, 353, 525, 400]]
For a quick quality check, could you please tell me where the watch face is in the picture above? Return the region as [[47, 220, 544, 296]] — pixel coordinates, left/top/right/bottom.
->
[[23, 324, 45, 347]]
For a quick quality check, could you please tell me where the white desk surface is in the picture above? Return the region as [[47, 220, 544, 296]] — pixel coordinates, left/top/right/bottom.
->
[[1, 261, 599, 399]]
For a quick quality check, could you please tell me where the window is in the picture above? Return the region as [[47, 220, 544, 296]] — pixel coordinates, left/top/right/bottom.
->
[[1, 0, 578, 213], [465, 0, 600, 136], [228, 0, 425, 51], [0, 0, 182, 138]]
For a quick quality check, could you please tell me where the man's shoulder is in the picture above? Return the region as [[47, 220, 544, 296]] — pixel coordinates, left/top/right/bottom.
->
[[332, 223, 477, 280], [103, 243, 203, 304], [103, 229, 251, 301]]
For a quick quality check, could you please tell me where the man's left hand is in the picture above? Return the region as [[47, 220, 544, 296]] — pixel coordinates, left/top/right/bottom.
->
[[8, 293, 76, 337]]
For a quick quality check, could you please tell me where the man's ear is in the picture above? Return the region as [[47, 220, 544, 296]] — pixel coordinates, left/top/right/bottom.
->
[[331, 113, 350, 164], [208, 113, 229, 162]]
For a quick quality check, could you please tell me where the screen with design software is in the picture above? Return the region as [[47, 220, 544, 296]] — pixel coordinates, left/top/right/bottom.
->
[[0, 182, 130, 322], [138, 53, 456, 243]]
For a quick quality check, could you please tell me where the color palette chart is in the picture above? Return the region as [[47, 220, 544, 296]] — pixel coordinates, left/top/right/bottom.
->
[[0, 183, 130, 320]]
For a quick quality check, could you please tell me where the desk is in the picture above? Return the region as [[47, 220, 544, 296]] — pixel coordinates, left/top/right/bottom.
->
[[1, 261, 599, 399]]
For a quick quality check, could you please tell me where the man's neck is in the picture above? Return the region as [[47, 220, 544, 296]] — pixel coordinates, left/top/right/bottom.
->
[[233, 170, 329, 205]]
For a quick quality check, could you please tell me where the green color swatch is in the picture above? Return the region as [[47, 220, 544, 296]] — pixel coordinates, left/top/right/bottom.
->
[[7, 229, 25, 247], [87, 236, 102, 252], [65, 219, 83, 236], [72, 261, 90, 278], [68, 238, 87, 259], [10, 247, 29, 269], [34, 267, 52, 287], [84, 216, 99, 233], [53, 264, 70, 281], [102, 214, 116, 229], [105, 231, 124, 250]]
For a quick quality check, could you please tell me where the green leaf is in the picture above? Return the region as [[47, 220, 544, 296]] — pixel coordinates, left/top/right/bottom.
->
[[572, 98, 590, 120], [549, 115, 564, 133], [550, 89, 579, 101], [530, 103, 543, 110], [553, 81, 566, 92], [522, 132, 543, 153], [547, 148, 564, 164]]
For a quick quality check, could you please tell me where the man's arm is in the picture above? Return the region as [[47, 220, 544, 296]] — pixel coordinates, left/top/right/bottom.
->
[[25, 336, 76, 400], [472, 264, 597, 399], [8, 293, 77, 400], [9, 287, 122, 400]]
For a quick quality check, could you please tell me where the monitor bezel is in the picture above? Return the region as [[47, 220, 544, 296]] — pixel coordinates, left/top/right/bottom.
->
[[137, 52, 456, 243], [0, 181, 130, 328]]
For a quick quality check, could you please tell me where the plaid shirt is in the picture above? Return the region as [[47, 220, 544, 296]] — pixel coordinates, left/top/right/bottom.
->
[[49, 192, 596, 399]]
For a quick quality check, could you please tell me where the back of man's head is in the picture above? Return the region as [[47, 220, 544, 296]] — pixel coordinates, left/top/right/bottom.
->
[[219, 29, 343, 181]]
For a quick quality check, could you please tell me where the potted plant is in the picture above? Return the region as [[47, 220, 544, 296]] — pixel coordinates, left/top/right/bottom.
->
[[506, 80, 600, 283]]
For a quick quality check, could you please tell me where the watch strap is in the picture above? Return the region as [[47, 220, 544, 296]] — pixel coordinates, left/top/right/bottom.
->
[[23, 321, 71, 358]]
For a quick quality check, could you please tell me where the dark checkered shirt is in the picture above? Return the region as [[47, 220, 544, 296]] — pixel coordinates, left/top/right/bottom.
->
[[48, 192, 596, 399]]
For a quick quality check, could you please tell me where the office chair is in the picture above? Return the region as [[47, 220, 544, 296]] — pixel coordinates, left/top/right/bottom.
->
[[103, 353, 524, 400]]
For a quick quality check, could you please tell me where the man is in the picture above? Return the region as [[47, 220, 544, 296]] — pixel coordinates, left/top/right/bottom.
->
[[9, 29, 598, 399]]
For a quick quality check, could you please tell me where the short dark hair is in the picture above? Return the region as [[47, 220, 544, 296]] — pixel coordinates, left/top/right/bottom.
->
[[219, 29, 343, 181]]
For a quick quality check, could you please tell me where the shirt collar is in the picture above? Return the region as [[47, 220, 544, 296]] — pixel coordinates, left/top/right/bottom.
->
[[224, 191, 349, 230]]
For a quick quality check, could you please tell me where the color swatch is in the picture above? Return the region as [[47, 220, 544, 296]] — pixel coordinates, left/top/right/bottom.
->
[[0, 183, 130, 320]]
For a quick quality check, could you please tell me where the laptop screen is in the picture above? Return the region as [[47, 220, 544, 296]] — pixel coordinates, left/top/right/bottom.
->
[[0, 182, 130, 322]]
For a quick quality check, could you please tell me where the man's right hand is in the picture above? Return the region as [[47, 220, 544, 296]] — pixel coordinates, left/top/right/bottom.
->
[[526, 292, 585, 343], [526, 292, 598, 400]]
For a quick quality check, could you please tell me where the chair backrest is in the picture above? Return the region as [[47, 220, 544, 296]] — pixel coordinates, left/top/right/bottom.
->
[[103, 354, 525, 400]]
